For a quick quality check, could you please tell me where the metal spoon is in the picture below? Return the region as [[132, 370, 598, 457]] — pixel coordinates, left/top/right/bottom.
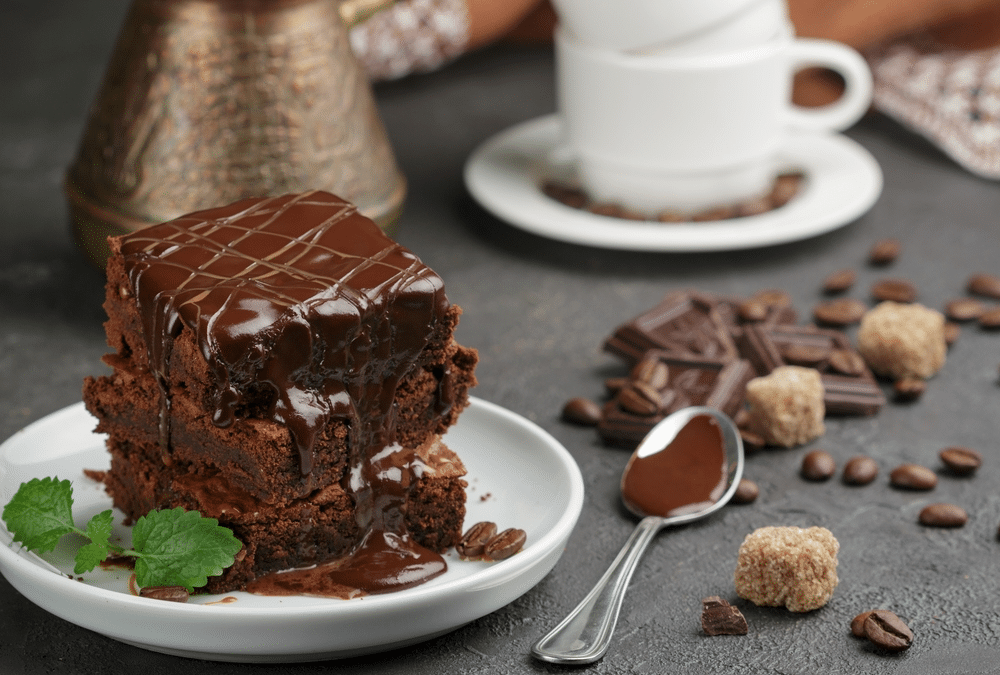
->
[[531, 406, 744, 665]]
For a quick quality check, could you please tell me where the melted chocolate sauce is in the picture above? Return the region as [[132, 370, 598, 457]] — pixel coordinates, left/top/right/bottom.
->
[[621, 414, 728, 517], [120, 191, 453, 596]]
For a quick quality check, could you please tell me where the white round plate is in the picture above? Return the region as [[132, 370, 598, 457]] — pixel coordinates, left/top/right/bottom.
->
[[0, 398, 584, 663], [463, 114, 883, 251]]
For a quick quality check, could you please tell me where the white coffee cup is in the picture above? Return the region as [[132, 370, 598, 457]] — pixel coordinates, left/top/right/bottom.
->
[[549, 0, 761, 53], [636, 0, 787, 56], [555, 26, 873, 213]]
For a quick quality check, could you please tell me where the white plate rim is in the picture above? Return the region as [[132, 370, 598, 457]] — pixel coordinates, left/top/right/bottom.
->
[[463, 114, 883, 252], [0, 397, 585, 662]]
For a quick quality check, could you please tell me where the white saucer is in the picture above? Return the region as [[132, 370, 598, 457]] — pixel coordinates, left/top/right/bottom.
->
[[0, 398, 584, 663], [463, 114, 883, 252]]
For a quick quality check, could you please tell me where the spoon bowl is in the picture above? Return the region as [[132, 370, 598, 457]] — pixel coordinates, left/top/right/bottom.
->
[[531, 406, 743, 665]]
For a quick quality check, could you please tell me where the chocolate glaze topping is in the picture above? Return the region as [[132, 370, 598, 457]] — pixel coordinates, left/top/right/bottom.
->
[[119, 190, 453, 595]]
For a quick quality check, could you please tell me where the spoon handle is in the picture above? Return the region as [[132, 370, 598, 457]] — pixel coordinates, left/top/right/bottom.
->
[[531, 515, 664, 665]]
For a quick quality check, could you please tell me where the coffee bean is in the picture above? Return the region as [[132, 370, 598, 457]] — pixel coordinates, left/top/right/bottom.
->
[[842, 456, 879, 485], [889, 463, 937, 490], [919, 503, 968, 528], [979, 307, 1000, 329], [604, 377, 627, 395], [828, 349, 867, 376], [813, 298, 867, 326], [618, 382, 661, 416], [893, 377, 926, 402], [139, 585, 190, 603], [944, 321, 961, 346], [738, 299, 769, 322], [851, 611, 874, 638], [967, 272, 1000, 299], [484, 527, 527, 561], [939, 446, 982, 475], [822, 268, 857, 294], [631, 357, 669, 390], [868, 239, 901, 266], [871, 278, 917, 303], [781, 343, 830, 367], [945, 297, 985, 321], [864, 609, 913, 652], [456, 521, 497, 559], [739, 428, 766, 453], [754, 288, 793, 308], [771, 173, 802, 207], [562, 398, 602, 426], [732, 478, 759, 504], [801, 450, 836, 481]]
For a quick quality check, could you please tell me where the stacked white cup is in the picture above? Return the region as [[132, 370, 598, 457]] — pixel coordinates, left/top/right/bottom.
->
[[550, 0, 874, 214]]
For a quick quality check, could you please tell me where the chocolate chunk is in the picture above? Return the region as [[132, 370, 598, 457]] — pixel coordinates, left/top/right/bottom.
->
[[597, 352, 754, 447], [738, 324, 885, 416], [701, 596, 749, 636], [604, 291, 742, 364]]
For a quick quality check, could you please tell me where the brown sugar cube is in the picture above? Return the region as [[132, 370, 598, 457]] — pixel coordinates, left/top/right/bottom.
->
[[734, 526, 839, 612], [744, 366, 825, 448], [856, 302, 946, 379]]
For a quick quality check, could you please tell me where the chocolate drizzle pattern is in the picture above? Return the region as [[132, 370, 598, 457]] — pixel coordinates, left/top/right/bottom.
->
[[119, 190, 452, 595]]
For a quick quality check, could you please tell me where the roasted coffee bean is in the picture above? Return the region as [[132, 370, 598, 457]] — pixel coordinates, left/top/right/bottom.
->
[[801, 450, 836, 481], [561, 397, 602, 426], [979, 307, 1000, 329], [967, 272, 1000, 299], [828, 349, 866, 376], [871, 278, 917, 303], [889, 463, 937, 490], [738, 299, 769, 322], [457, 521, 497, 559], [701, 596, 749, 636], [868, 239, 901, 265], [541, 181, 588, 209], [945, 297, 985, 321], [604, 377, 627, 395], [754, 288, 793, 308], [842, 456, 879, 485], [631, 357, 669, 390], [864, 610, 913, 652], [771, 173, 802, 207], [139, 585, 190, 603], [851, 611, 875, 638], [893, 377, 926, 402], [944, 321, 961, 346], [739, 428, 766, 453], [618, 382, 661, 416], [731, 478, 759, 504], [813, 298, 867, 326], [484, 527, 527, 561], [939, 446, 982, 475], [781, 343, 830, 367], [919, 503, 968, 528], [822, 268, 857, 294]]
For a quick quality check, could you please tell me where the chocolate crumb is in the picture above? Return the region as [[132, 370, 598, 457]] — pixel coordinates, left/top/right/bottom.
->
[[701, 596, 748, 635]]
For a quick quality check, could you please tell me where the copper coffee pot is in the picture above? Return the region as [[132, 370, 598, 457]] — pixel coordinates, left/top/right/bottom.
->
[[66, 0, 405, 267]]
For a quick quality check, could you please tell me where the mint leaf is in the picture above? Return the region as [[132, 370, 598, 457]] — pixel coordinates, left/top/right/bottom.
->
[[131, 508, 242, 592], [74, 509, 115, 574], [2, 477, 76, 553]]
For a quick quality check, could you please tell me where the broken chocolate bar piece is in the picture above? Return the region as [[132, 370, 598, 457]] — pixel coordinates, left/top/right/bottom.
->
[[738, 324, 885, 416], [701, 596, 748, 636], [597, 351, 754, 447], [604, 291, 741, 364]]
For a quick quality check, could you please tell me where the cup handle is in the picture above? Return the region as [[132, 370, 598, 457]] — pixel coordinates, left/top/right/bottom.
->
[[785, 38, 873, 133]]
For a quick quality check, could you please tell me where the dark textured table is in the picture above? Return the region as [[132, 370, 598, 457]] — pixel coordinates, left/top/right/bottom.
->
[[4, 2, 1000, 673]]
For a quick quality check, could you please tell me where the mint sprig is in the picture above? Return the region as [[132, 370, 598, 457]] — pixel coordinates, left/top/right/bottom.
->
[[2, 477, 242, 593]]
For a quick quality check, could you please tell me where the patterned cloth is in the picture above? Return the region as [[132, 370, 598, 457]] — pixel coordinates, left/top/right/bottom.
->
[[349, 0, 470, 81], [867, 37, 1000, 179]]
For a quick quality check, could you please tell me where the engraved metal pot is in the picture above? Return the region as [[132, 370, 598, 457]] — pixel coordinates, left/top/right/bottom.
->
[[66, 0, 405, 267]]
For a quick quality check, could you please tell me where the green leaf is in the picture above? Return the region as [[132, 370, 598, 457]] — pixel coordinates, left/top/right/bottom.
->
[[73, 510, 115, 574], [131, 508, 242, 592], [2, 477, 76, 553]]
